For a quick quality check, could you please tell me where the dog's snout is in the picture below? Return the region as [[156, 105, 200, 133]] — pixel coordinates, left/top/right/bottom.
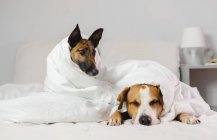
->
[[86, 67, 99, 76], [78, 61, 98, 76], [91, 68, 99, 76], [139, 115, 152, 126]]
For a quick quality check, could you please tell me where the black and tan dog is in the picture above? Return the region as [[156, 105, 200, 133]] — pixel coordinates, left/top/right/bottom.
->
[[107, 84, 201, 126], [68, 24, 103, 76]]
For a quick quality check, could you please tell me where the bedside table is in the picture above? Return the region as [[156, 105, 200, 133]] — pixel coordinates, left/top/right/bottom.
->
[[180, 64, 217, 111]]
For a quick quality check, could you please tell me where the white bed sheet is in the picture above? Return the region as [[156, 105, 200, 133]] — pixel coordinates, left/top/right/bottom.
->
[[1, 120, 217, 140]]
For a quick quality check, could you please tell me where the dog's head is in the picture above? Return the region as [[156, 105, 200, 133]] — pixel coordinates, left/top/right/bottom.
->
[[118, 84, 163, 125], [68, 24, 103, 76]]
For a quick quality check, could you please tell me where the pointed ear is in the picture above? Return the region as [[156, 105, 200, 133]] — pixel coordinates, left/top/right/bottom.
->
[[68, 24, 82, 47], [117, 87, 130, 110], [88, 28, 103, 48]]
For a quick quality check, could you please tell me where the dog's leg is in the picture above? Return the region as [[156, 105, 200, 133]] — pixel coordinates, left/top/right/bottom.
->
[[107, 111, 131, 126], [107, 111, 122, 126], [175, 112, 200, 124]]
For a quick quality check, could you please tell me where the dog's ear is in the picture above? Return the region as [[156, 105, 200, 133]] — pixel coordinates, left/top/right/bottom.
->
[[157, 86, 164, 106], [68, 24, 82, 47], [88, 28, 103, 48], [117, 87, 130, 110]]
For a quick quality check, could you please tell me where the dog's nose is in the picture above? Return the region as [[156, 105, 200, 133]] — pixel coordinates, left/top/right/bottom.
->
[[139, 115, 152, 126], [91, 68, 99, 76]]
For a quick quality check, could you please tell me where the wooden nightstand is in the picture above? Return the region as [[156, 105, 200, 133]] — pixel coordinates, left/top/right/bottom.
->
[[180, 64, 217, 111]]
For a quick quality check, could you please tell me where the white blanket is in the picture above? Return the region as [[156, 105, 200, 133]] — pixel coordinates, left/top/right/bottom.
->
[[0, 37, 117, 123], [104, 60, 215, 121], [0, 38, 215, 123]]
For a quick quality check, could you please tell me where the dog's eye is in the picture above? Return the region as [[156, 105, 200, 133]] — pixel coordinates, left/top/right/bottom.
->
[[79, 50, 86, 56], [130, 101, 140, 107], [149, 99, 160, 106]]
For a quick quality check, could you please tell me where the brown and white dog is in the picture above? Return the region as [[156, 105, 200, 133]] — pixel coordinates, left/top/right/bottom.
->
[[68, 24, 103, 76], [107, 84, 201, 126]]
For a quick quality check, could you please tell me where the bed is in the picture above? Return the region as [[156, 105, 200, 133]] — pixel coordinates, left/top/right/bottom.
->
[[1, 39, 217, 140]]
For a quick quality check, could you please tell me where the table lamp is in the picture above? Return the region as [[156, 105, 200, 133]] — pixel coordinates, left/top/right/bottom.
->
[[181, 27, 206, 65]]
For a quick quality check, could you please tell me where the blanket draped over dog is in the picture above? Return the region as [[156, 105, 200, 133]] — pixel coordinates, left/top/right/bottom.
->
[[0, 37, 215, 123]]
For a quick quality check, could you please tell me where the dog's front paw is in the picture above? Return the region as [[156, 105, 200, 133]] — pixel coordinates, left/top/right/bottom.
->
[[178, 113, 200, 124], [107, 117, 122, 126], [107, 111, 122, 126], [181, 115, 200, 124]]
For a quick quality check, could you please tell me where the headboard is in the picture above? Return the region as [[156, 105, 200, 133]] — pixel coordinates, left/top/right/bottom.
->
[[99, 40, 180, 78], [14, 39, 180, 84]]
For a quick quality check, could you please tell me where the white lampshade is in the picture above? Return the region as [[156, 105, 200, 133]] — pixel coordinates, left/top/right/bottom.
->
[[181, 27, 206, 48]]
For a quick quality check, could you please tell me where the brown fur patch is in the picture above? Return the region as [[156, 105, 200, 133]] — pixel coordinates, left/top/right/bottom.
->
[[126, 85, 144, 119], [175, 112, 189, 122], [117, 87, 130, 110], [110, 111, 122, 120], [70, 39, 95, 65], [149, 86, 163, 117]]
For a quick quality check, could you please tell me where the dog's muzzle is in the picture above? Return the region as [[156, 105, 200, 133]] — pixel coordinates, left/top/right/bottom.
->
[[78, 61, 99, 76], [86, 67, 99, 76]]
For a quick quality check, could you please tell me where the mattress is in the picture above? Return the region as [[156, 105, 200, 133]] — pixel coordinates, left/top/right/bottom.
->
[[1, 119, 217, 140]]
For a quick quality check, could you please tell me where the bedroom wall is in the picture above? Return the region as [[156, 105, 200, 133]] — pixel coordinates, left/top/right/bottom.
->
[[0, 0, 217, 85]]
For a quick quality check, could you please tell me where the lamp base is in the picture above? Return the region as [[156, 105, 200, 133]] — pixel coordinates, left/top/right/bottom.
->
[[183, 48, 204, 65]]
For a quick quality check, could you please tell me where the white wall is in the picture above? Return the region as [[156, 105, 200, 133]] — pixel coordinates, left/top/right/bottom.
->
[[1, 0, 217, 85]]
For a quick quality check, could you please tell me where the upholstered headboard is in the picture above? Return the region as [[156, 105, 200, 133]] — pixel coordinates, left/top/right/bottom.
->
[[14, 39, 179, 84], [99, 40, 180, 78], [14, 41, 56, 84]]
